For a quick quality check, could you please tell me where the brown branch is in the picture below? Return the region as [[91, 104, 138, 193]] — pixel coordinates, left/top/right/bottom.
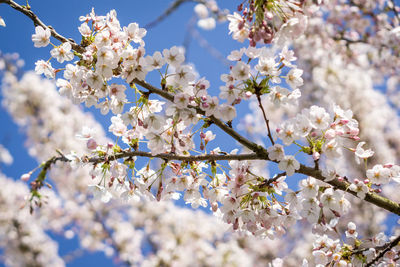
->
[[296, 165, 400, 216], [366, 234, 400, 266], [0, 0, 84, 53], [255, 90, 275, 145], [88, 151, 261, 163]]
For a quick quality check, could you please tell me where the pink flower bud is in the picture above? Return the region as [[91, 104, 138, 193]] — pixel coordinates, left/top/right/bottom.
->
[[245, 91, 252, 99], [265, 11, 273, 20], [349, 128, 359, 136], [211, 202, 218, 212], [233, 218, 239, 230], [20, 173, 31, 182], [312, 152, 320, 161], [233, 98, 241, 105], [335, 130, 344, 136], [87, 138, 97, 150], [324, 129, 336, 139]]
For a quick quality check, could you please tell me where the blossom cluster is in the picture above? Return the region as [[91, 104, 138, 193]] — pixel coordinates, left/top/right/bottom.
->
[[228, 0, 307, 46]]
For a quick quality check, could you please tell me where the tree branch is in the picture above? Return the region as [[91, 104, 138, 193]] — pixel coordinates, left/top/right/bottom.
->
[[366, 234, 400, 266], [296, 165, 400, 216], [87, 151, 261, 163], [0, 0, 84, 53]]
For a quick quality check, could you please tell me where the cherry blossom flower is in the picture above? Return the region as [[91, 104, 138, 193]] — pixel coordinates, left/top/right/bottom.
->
[[278, 155, 300, 176], [31, 26, 51, 47], [35, 60, 55, 79], [50, 42, 74, 63], [366, 164, 391, 184], [354, 142, 374, 164]]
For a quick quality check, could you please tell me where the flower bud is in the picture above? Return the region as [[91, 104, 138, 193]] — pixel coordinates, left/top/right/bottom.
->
[[87, 138, 97, 150], [20, 172, 31, 181]]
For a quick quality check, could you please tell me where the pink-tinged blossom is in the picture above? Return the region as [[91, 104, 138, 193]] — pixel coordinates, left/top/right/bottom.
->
[[322, 139, 342, 158], [124, 22, 146, 44], [88, 184, 113, 203], [299, 177, 319, 198], [200, 96, 219, 116], [163, 46, 185, 67], [366, 164, 391, 184], [110, 161, 128, 179], [76, 126, 95, 140], [345, 222, 358, 239], [279, 46, 297, 67], [174, 93, 189, 109], [354, 142, 374, 164], [86, 138, 97, 150], [278, 155, 299, 176], [269, 86, 300, 106], [307, 106, 331, 130], [227, 12, 249, 42], [267, 144, 285, 161], [231, 61, 250, 80], [31, 26, 51, 47], [78, 22, 91, 37], [312, 250, 329, 265], [109, 115, 127, 137], [145, 51, 165, 70], [277, 121, 298, 145], [348, 181, 369, 199], [286, 68, 303, 89], [20, 172, 31, 182], [256, 57, 280, 77], [217, 104, 236, 122], [35, 60, 55, 79], [227, 48, 246, 61], [50, 42, 74, 63]]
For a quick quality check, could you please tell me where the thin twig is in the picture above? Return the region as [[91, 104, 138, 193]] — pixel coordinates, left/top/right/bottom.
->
[[255, 91, 275, 145], [145, 0, 191, 29]]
